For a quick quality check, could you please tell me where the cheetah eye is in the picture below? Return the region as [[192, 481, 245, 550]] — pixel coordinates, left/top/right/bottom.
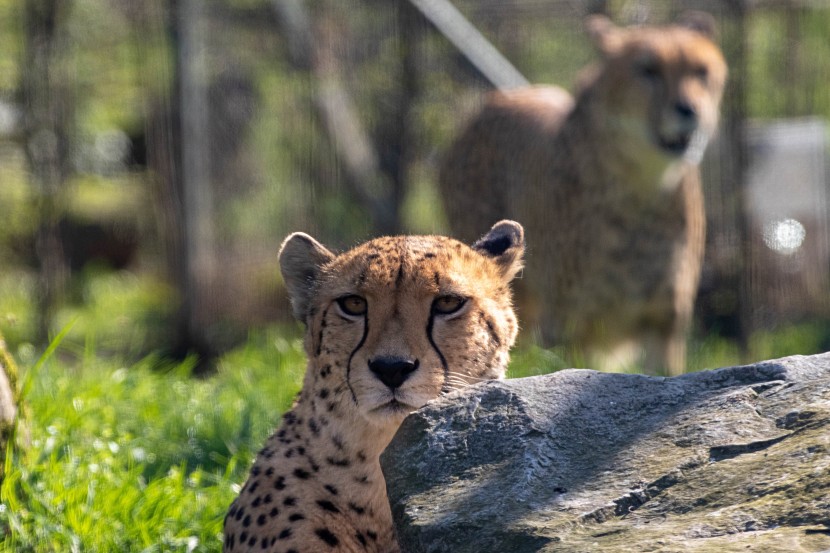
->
[[692, 65, 709, 83], [432, 295, 466, 316], [637, 60, 660, 80], [336, 295, 367, 317]]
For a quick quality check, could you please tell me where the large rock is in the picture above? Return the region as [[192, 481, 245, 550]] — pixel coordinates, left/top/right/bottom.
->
[[382, 354, 830, 552]]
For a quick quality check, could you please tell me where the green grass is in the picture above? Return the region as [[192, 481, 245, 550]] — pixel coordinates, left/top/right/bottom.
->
[[1, 328, 306, 552], [2, 310, 827, 551]]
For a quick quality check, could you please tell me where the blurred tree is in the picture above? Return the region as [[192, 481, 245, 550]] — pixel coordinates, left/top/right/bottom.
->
[[22, 0, 74, 345]]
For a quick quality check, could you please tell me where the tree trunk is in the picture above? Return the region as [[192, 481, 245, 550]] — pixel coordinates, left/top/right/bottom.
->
[[22, 0, 73, 345]]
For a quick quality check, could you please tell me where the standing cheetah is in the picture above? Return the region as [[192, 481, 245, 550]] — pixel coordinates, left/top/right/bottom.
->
[[440, 14, 727, 374], [224, 220, 525, 552]]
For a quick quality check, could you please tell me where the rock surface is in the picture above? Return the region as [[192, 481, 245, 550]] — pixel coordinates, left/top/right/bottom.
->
[[382, 354, 830, 552]]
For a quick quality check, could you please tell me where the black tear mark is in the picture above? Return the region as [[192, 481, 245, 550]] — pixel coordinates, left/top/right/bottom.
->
[[315, 307, 329, 357], [315, 528, 340, 547], [345, 315, 369, 405], [426, 313, 449, 393]]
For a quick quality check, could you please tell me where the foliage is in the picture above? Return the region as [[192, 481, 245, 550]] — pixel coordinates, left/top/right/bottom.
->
[[1, 329, 305, 552]]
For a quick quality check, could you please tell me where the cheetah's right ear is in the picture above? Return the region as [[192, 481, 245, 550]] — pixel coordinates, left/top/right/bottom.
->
[[584, 14, 624, 57], [279, 232, 336, 323], [473, 220, 525, 282]]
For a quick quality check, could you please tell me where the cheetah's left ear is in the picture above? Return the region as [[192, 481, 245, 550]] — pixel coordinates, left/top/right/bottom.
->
[[676, 11, 718, 41], [279, 232, 336, 323], [473, 220, 525, 281]]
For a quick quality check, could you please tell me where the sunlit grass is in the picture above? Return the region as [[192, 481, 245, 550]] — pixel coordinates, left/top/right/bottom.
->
[[1, 328, 305, 552]]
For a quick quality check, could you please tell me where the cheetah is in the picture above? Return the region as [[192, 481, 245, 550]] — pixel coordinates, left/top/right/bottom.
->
[[439, 13, 727, 375], [223, 220, 525, 552]]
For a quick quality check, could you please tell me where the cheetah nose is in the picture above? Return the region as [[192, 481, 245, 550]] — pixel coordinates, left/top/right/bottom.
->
[[369, 357, 419, 390], [675, 101, 697, 121]]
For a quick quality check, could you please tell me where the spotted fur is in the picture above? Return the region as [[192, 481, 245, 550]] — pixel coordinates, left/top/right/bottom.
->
[[224, 221, 524, 552], [440, 14, 727, 375]]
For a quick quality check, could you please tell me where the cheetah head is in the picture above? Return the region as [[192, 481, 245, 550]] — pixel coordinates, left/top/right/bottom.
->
[[585, 13, 727, 165], [279, 221, 524, 430]]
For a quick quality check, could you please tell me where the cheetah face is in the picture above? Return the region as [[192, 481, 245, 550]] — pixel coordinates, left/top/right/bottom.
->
[[586, 13, 727, 164], [279, 221, 525, 429]]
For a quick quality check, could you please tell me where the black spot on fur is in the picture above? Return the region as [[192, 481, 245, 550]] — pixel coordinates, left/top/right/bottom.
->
[[354, 475, 370, 485], [316, 499, 340, 513], [269, 507, 279, 517], [235, 506, 245, 521], [247, 480, 259, 494], [293, 468, 310, 479], [324, 484, 338, 495], [265, 467, 275, 477], [319, 388, 329, 399], [283, 496, 296, 506], [315, 528, 340, 547], [326, 456, 350, 467], [288, 513, 305, 522], [309, 418, 320, 436], [257, 514, 267, 526], [331, 435, 345, 450], [240, 531, 248, 543], [367, 529, 378, 541], [252, 496, 262, 508], [357, 450, 367, 463], [278, 528, 292, 540], [248, 535, 257, 547], [260, 537, 269, 549], [348, 502, 365, 515], [251, 466, 261, 477], [263, 493, 273, 504], [274, 476, 286, 490], [356, 531, 367, 546], [327, 401, 337, 412]]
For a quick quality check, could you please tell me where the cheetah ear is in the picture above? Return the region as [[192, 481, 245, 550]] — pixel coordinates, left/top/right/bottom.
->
[[279, 232, 336, 323], [584, 14, 625, 57], [472, 220, 525, 281], [676, 11, 718, 40]]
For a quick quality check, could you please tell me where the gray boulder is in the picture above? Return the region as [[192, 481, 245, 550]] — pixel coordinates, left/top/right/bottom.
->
[[382, 354, 830, 552]]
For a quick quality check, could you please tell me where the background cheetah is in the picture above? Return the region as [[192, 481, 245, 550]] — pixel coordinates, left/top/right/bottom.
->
[[223, 220, 525, 552], [440, 14, 727, 375]]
